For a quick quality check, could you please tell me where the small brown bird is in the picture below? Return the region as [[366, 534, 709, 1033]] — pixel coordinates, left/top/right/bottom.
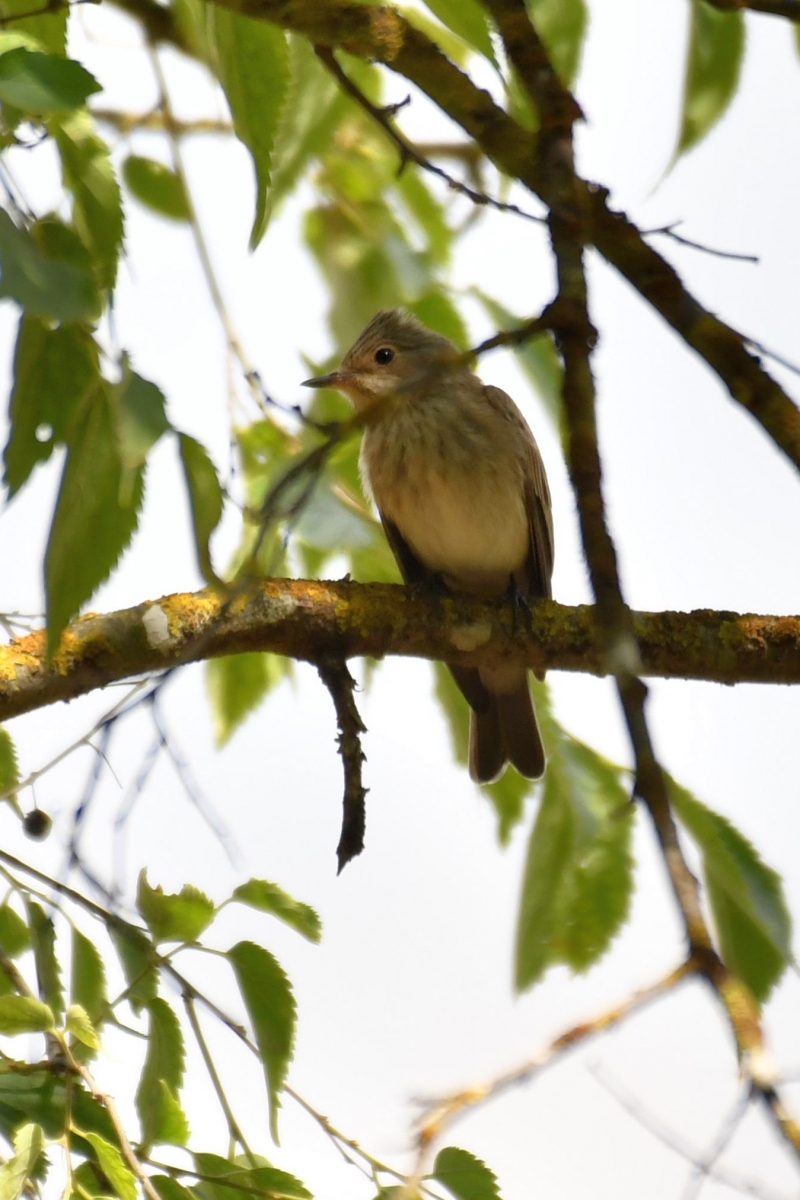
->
[[303, 309, 554, 784]]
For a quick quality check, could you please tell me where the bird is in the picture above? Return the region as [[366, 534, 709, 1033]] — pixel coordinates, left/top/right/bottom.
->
[[303, 309, 553, 784]]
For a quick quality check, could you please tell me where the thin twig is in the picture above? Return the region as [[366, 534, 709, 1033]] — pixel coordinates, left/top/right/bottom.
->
[[316, 659, 368, 871], [645, 222, 759, 264], [183, 992, 257, 1164]]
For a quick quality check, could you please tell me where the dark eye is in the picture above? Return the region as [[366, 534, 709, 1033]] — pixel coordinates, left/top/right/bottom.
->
[[374, 347, 394, 365]]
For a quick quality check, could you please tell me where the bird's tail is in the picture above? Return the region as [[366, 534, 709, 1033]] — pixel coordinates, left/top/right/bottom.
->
[[468, 678, 545, 785]]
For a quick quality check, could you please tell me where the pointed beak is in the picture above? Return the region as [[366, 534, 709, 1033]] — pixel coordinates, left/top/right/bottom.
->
[[302, 370, 348, 389]]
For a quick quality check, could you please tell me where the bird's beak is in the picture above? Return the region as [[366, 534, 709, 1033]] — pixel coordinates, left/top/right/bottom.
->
[[302, 370, 349, 389]]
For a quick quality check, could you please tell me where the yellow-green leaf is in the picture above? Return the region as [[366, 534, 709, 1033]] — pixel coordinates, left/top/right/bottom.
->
[[676, 0, 745, 159]]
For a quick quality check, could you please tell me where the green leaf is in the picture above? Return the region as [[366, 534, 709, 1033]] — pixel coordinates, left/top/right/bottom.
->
[[0, 904, 29, 957], [676, 0, 745, 159], [52, 110, 124, 291], [0, 728, 19, 803], [25, 900, 63, 1019], [122, 155, 191, 222], [472, 291, 563, 429], [136, 873, 215, 945], [206, 8, 289, 246], [408, 291, 468, 348], [71, 928, 106, 1027], [0, 0, 65, 54], [177, 433, 224, 586], [3, 316, 99, 495], [78, 1131, 137, 1200], [396, 171, 453, 266], [432, 1147, 502, 1200], [192, 1154, 310, 1200], [0, 1122, 43, 1200], [113, 362, 169, 471], [108, 922, 158, 1013], [206, 653, 290, 747], [151, 1177, 195, 1200], [65, 1004, 100, 1051], [44, 382, 144, 654], [527, 0, 588, 86], [0, 47, 99, 112], [669, 779, 791, 1001], [515, 696, 634, 991], [0, 209, 97, 322], [227, 942, 296, 1141], [0, 996, 53, 1034], [136, 997, 188, 1151], [232, 880, 322, 943], [421, 0, 497, 66]]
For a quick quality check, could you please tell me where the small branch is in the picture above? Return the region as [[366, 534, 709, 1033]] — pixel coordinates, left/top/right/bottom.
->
[[183, 992, 257, 1164], [92, 108, 234, 136], [73, 1058, 162, 1200], [645, 222, 759, 264], [468, 305, 555, 357], [316, 659, 368, 871]]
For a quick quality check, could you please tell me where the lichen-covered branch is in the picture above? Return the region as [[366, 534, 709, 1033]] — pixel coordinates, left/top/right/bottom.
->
[[1, 582, 799, 722]]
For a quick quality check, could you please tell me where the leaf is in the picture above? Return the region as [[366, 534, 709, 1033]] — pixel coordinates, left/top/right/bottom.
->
[[136, 997, 188, 1151], [206, 8, 289, 246], [122, 155, 191, 222], [65, 1005, 100, 1051], [396, 171, 453, 266], [432, 1147, 502, 1200], [3, 316, 99, 495], [0, 47, 99, 112], [0, 209, 97, 322], [669, 779, 791, 1001], [136, 872, 215, 944], [527, 0, 588, 86], [206, 653, 290, 747], [151, 1177, 195, 1200], [227, 942, 296, 1141], [0, 1122, 43, 1200], [78, 1131, 137, 1200], [25, 900, 63, 1019], [44, 382, 144, 655], [108, 922, 158, 1013], [0, 904, 28, 957], [177, 433, 224, 586], [676, 0, 745, 160], [421, 0, 497, 66], [113, 362, 170, 471], [71, 928, 107, 1027], [0, 996, 54, 1034], [192, 1154, 310, 1200], [52, 110, 124, 291], [0, 0, 65, 54], [472, 290, 563, 429], [515, 693, 634, 991], [232, 880, 322, 944], [0, 728, 19, 803]]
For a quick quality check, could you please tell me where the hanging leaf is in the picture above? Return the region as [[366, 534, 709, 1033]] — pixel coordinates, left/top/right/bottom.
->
[[52, 110, 124, 291], [0, 210, 97, 323], [123, 155, 191, 222], [177, 433, 224, 587], [0, 728, 19, 805], [669, 778, 791, 1001], [232, 880, 322, 944], [0, 904, 28, 958], [108, 922, 158, 1013], [113, 362, 170, 471], [421, 0, 498, 66], [136, 872, 215, 945], [0, 47, 99, 112], [25, 900, 63, 1019], [227, 942, 296, 1142], [527, 0, 588, 86], [136, 998, 189, 1151], [432, 1146, 503, 1200], [205, 9, 289, 247], [675, 0, 745, 160], [206, 652, 291, 747]]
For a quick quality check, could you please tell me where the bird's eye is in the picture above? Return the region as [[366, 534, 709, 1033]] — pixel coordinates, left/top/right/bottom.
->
[[374, 347, 394, 365]]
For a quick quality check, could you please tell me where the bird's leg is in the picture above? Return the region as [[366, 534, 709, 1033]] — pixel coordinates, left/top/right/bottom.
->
[[504, 573, 531, 635]]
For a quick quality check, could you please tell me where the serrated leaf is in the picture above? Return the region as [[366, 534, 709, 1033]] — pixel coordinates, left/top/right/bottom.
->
[[669, 779, 791, 1001], [122, 154, 190, 222], [52, 110, 124, 291], [136, 873, 215, 945], [232, 880, 321, 944], [206, 8, 289, 246], [193, 1154, 310, 1200], [0, 1122, 43, 1200], [0, 996, 53, 1034], [421, 0, 497, 66], [527, 0, 588, 86], [206, 653, 290, 747], [472, 291, 563, 430], [0, 728, 19, 803], [25, 900, 63, 1019], [432, 1147, 502, 1200], [3, 316, 99, 495], [515, 693, 634, 991], [0, 209, 97, 322], [71, 928, 107, 1029], [0, 47, 99, 111], [65, 1005, 100, 1051], [45, 382, 144, 655], [177, 433, 224, 586], [0, 905, 28, 957], [227, 942, 295, 1141], [108, 922, 158, 1013], [0, 0, 65, 54], [136, 997, 187, 1152], [113, 362, 169, 471], [676, 0, 744, 160], [78, 1131, 137, 1200]]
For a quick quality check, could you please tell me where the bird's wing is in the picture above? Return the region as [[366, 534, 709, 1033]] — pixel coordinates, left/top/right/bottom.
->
[[483, 384, 554, 600]]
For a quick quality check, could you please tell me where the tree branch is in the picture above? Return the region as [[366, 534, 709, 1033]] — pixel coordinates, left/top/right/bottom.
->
[[1, 583, 799, 722]]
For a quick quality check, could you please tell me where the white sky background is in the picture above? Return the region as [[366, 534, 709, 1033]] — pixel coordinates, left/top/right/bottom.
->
[[1, 2, 800, 1198]]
